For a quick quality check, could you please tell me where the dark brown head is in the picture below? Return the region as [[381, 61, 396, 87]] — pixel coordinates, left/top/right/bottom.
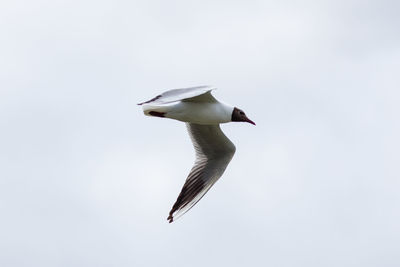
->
[[231, 107, 256, 125]]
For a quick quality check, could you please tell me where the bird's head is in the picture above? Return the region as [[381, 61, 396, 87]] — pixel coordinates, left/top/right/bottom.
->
[[231, 107, 255, 125]]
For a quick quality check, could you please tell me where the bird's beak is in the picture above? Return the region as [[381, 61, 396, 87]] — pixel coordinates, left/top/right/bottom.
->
[[245, 116, 256, 125]]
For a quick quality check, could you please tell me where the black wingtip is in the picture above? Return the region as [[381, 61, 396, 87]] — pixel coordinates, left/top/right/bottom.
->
[[167, 215, 174, 223], [137, 95, 162, 106], [148, 111, 166, 117]]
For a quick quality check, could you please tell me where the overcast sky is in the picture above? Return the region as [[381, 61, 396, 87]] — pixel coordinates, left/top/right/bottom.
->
[[1, 0, 399, 266]]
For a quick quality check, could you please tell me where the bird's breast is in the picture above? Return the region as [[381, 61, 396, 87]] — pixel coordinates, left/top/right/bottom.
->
[[165, 102, 233, 125]]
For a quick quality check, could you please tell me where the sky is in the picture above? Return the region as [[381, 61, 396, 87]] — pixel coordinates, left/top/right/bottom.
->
[[0, 0, 399, 266]]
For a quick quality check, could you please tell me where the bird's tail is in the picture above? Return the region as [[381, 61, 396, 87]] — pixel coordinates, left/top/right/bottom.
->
[[141, 104, 170, 117]]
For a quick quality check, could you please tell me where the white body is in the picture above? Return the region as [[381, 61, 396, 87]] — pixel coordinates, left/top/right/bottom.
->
[[142, 101, 234, 125]]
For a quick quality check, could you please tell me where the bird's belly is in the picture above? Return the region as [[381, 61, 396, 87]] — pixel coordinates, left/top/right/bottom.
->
[[165, 102, 231, 125]]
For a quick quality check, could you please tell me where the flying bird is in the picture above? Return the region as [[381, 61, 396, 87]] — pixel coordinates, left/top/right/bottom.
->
[[138, 86, 255, 223]]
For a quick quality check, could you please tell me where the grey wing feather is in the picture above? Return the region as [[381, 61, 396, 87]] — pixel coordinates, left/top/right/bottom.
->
[[167, 123, 236, 223], [138, 86, 217, 105]]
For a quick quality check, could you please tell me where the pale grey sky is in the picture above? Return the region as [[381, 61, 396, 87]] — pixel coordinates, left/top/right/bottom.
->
[[0, 0, 399, 266]]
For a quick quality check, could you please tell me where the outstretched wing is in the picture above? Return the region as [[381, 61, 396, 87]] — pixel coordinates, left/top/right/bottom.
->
[[138, 86, 217, 105], [167, 123, 236, 223]]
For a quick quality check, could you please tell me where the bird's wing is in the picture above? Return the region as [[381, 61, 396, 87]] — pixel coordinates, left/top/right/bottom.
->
[[167, 123, 236, 223], [138, 86, 217, 105]]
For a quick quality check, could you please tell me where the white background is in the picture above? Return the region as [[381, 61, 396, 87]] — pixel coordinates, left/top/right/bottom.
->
[[1, 0, 399, 266]]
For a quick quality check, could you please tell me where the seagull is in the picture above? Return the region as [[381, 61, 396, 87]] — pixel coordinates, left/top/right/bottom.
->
[[138, 86, 255, 223]]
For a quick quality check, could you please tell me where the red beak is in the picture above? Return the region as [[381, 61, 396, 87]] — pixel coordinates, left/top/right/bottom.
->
[[245, 117, 256, 125]]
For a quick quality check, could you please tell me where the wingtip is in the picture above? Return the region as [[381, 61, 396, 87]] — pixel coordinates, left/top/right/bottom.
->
[[137, 94, 162, 106], [167, 215, 174, 223]]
